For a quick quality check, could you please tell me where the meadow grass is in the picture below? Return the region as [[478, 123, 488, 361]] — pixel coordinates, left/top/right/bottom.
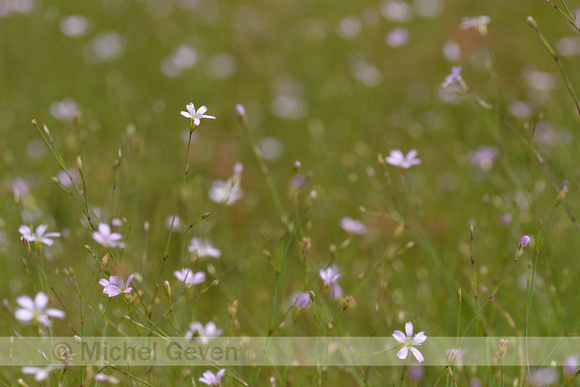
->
[[1, 0, 580, 385]]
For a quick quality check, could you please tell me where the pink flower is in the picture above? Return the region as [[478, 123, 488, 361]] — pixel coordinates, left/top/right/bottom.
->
[[319, 266, 343, 299], [19, 225, 61, 247], [180, 103, 215, 127], [99, 274, 134, 297], [393, 321, 427, 363], [199, 369, 226, 386], [174, 268, 206, 285], [15, 292, 65, 327], [92, 223, 125, 248], [385, 149, 421, 169]]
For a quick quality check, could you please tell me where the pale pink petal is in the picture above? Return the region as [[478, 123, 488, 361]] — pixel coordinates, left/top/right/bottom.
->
[[392, 330, 407, 343], [197, 106, 207, 115], [36, 225, 48, 236], [405, 321, 414, 338], [181, 111, 191, 118], [15, 309, 34, 321], [45, 308, 65, 319], [34, 292, 49, 309], [410, 347, 424, 363], [396, 347, 409, 359], [99, 279, 110, 287], [216, 368, 226, 380], [412, 332, 427, 345], [16, 295, 34, 310]]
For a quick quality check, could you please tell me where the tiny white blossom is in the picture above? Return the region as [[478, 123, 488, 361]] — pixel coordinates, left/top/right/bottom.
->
[[385, 149, 421, 169], [22, 366, 63, 382], [199, 369, 226, 386], [186, 321, 223, 344], [208, 178, 244, 206], [94, 373, 120, 384], [189, 237, 221, 258], [19, 225, 61, 247], [99, 274, 134, 297], [174, 268, 206, 285], [319, 266, 343, 299], [15, 292, 65, 327], [165, 215, 181, 231], [92, 223, 125, 248], [393, 321, 427, 363], [461, 16, 491, 30], [180, 103, 216, 127], [340, 217, 367, 235]]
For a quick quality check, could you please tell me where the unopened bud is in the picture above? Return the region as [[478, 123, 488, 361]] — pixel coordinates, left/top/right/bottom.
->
[[144, 221, 150, 232], [556, 181, 569, 207], [229, 300, 239, 317], [22, 238, 31, 254], [202, 212, 211, 219], [527, 16, 538, 29], [309, 291, 316, 302], [498, 339, 509, 359], [516, 235, 531, 257], [343, 296, 354, 311], [294, 160, 301, 173], [233, 162, 244, 175], [307, 190, 318, 206], [76, 155, 83, 172], [163, 280, 171, 298]]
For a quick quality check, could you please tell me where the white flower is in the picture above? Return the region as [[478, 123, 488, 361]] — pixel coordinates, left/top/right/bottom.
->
[[340, 217, 367, 235], [92, 223, 125, 248], [319, 266, 343, 299], [50, 98, 78, 121], [208, 178, 244, 206], [99, 274, 134, 297], [393, 321, 427, 363], [19, 225, 61, 247], [165, 215, 181, 231], [15, 292, 65, 327], [21, 366, 62, 382], [174, 268, 206, 285], [180, 103, 216, 127], [186, 321, 223, 344], [189, 238, 221, 258], [94, 373, 120, 384], [461, 16, 491, 30], [385, 149, 421, 169], [199, 369, 226, 386]]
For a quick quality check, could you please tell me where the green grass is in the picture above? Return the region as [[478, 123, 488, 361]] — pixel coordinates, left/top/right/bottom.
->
[[1, 0, 580, 385]]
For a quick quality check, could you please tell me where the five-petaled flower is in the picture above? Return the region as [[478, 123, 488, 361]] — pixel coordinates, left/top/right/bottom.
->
[[319, 266, 343, 299], [189, 237, 222, 258], [174, 268, 206, 285], [180, 103, 216, 128], [199, 369, 226, 386], [92, 223, 125, 248], [19, 225, 61, 247], [393, 321, 427, 363], [99, 274, 134, 297], [15, 292, 65, 327], [385, 149, 421, 169], [186, 321, 223, 344]]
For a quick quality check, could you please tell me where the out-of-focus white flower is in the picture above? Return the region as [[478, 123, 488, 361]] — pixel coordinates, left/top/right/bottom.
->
[[174, 268, 206, 285], [530, 367, 558, 386], [564, 354, 579, 375], [57, 169, 81, 187], [21, 366, 63, 382], [60, 15, 88, 37], [443, 40, 461, 62], [50, 98, 78, 121], [85, 31, 124, 63], [186, 321, 223, 344], [94, 373, 120, 384], [189, 238, 221, 258], [336, 15, 361, 39], [209, 178, 244, 206], [206, 53, 237, 79], [180, 103, 216, 127], [99, 274, 134, 297], [393, 321, 427, 363], [258, 137, 284, 160], [15, 292, 65, 326], [461, 16, 490, 35], [165, 215, 181, 231], [92, 223, 125, 248], [469, 146, 498, 172], [340, 217, 367, 235], [442, 66, 463, 88], [386, 27, 409, 47], [385, 149, 421, 169], [19, 225, 61, 247], [199, 369, 226, 386], [381, 0, 412, 22]]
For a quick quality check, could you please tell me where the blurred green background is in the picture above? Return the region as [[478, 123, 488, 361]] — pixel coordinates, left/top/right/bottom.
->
[[1, 0, 580, 384]]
